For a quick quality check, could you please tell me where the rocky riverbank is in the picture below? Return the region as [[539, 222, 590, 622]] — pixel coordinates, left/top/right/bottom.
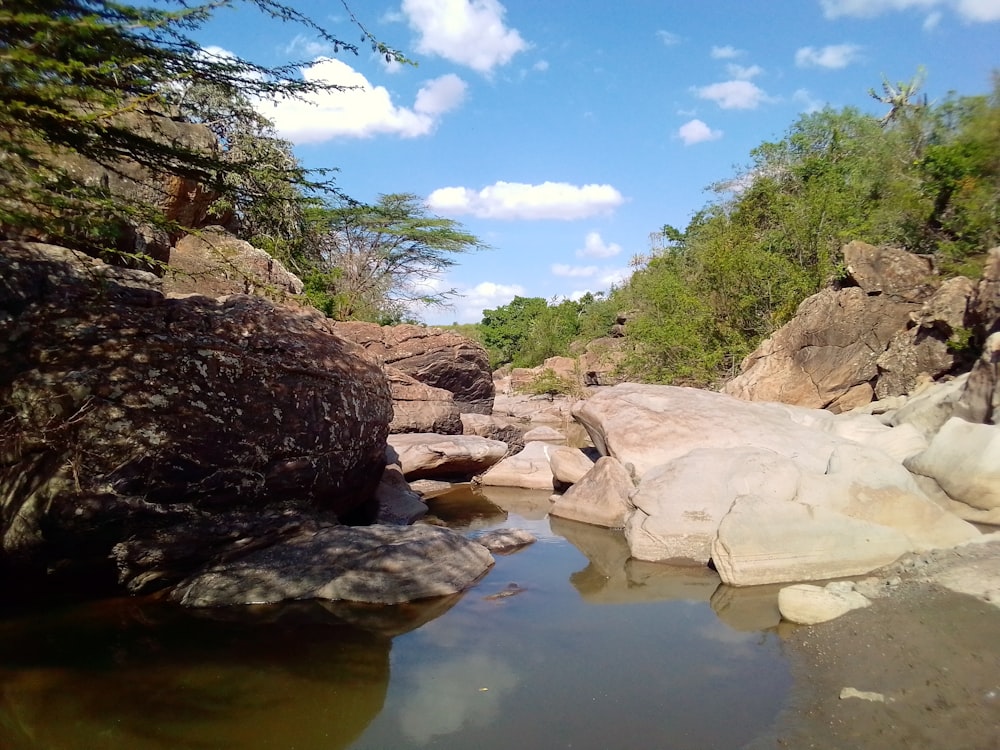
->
[[753, 536, 1000, 750]]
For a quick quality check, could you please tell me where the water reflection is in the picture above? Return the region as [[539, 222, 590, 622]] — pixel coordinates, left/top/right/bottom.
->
[[0, 597, 452, 750], [398, 654, 519, 744]]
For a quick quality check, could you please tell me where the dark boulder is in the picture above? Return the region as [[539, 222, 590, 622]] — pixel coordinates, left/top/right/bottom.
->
[[0, 241, 391, 595]]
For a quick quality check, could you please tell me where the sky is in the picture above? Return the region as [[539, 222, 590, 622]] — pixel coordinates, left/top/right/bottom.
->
[[195, 0, 1000, 324]]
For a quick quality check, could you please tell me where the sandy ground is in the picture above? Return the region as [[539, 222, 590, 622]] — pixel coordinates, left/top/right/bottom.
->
[[746, 536, 1000, 750]]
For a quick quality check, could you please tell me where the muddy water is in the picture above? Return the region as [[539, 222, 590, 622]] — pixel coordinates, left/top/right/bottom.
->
[[0, 486, 791, 750]]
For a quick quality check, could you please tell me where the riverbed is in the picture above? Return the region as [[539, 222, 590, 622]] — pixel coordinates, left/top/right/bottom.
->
[[0, 485, 793, 750]]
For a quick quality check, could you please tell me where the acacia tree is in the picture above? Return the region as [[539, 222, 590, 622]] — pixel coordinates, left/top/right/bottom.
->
[[307, 193, 488, 324], [0, 0, 405, 254]]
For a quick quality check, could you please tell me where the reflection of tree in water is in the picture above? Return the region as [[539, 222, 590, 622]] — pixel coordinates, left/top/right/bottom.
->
[[0, 595, 461, 750]]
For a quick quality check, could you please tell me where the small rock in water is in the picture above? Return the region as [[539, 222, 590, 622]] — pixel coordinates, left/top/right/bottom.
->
[[475, 528, 537, 553], [484, 582, 525, 601]]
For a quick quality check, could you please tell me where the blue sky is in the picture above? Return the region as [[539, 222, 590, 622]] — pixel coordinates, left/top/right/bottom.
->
[[198, 0, 1000, 324]]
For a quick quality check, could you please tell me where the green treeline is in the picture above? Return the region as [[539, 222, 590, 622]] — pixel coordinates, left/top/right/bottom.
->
[[478, 73, 1000, 384]]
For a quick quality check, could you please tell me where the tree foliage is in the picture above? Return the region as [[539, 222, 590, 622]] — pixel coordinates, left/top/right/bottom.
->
[[0, 0, 405, 254], [304, 193, 488, 324]]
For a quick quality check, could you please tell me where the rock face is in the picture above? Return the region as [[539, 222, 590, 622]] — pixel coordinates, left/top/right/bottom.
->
[[724, 285, 919, 410], [724, 243, 1000, 412], [0, 242, 392, 594], [7, 111, 220, 263], [334, 322, 494, 415], [165, 228, 304, 300], [170, 524, 495, 606], [478, 441, 557, 490], [387, 434, 507, 480], [549, 456, 633, 528], [573, 383, 980, 586], [385, 368, 462, 435]]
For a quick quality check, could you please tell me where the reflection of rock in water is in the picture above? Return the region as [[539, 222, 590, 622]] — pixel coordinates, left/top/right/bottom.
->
[[0, 598, 391, 750], [424, 485, 508, 529], [709, 584, 783, 632], [476, 486, 554, 519], [319, 591, 466, 637], [552, 516, 722, 604]]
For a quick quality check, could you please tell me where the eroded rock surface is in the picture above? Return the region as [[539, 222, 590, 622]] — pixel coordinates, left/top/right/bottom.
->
[[0, 241, 392, 594]]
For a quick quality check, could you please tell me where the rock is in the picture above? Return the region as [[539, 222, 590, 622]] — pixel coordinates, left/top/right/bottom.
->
[[0, 242, 392, 594], [165, 228, 304, 300], [549, 446, 596, 486], [839, 688, 886, 703], [479, 441, 556, 490], [574, 383, 849, 478], [374, 462, 428, 525], [385, 368, 462, 435], [875, 325, 960, 399], [522, 425, 565, 442], [971, 246, 1000, 336], [954, 331, 1000, 425], [170, 524, 494, 606], [549, 456, 633, 528], [460, 413, 525, 453], [822, 414, 928, 463], [578, 337, 627, 386], [905, 418, 1000, 510], [724, 286, 919, 409], [626, 447, 800, 565], [473, 528, 537, 553], [334, 322, 494, 414], [778, 583, 872, 625], [492, 392, 576, 424], [889, 374, 971, 438], [387, 434, 507, 480], [842, 240, 936, 302], [10, 111, 219, 263]]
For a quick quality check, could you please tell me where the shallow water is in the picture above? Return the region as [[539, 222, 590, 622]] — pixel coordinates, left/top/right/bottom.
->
[[0, 486, 791, 750]]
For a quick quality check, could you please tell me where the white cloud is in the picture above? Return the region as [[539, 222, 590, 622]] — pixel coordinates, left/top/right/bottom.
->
[[657, 30, 681, 45], [793, 88, 825, 113], [727, 63, 763, 80], [402, 0, 528, 73], [923, 9, 944, 26], [710, 45, 743, 59], [533, 59, 550, 71], [426, 181, 625, 220], [264, 58, 466, 143], [599, 267, 631, 287], [576, 231, 623, 259], [794, 44, 863, 69], [678, 118, 723, 145], [552, 263, 598, 277], [695, 80, 771, 109], [820, 0, 1000, 22]]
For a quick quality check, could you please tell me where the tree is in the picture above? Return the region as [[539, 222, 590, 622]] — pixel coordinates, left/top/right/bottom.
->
[[0, 0, 406, 255], [306, 193, 488, 324], [479, 296, 549, 368]]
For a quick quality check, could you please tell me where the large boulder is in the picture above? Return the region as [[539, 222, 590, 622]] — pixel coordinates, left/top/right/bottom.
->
[[573, 383, 980, 586], [385, 368, 462, 435], [334, 322, 494, 414], [905, 418, 1000, 511], [165, 228, 304, 300], [549, 456, 633, 528], [478, 441, 556, 490], [387, 434, 507, 480], [841, 240, 935, 301], [0, 242, 392, 594], [170, 524, 494, 606], [723, 286, 919, 409]]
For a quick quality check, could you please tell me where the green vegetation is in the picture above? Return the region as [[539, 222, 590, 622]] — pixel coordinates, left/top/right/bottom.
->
[[480, 73, 999, 386], [303, 193, 488, 325], [516, 368, 585, 398]]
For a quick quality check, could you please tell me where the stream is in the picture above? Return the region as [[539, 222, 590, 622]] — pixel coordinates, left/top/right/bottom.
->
[[0, 485, 792, 750]]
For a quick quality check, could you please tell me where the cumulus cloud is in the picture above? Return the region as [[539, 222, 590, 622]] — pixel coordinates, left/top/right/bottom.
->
[[710, 45, 743, 59], [552, 263, 598, 277], [820, 0, 1000, 22], [695, 80, 770, 109], [264, 58, 466, 143], [426, 181, 625, 220], [794, 44, 863, 69], [677, 118, 723, 145], [727, 63, 763, 80], [657, 30, 681, 45], [793, 88, 825, 113], [576, 231, 623, 259], [402, 0, 528, 73]]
